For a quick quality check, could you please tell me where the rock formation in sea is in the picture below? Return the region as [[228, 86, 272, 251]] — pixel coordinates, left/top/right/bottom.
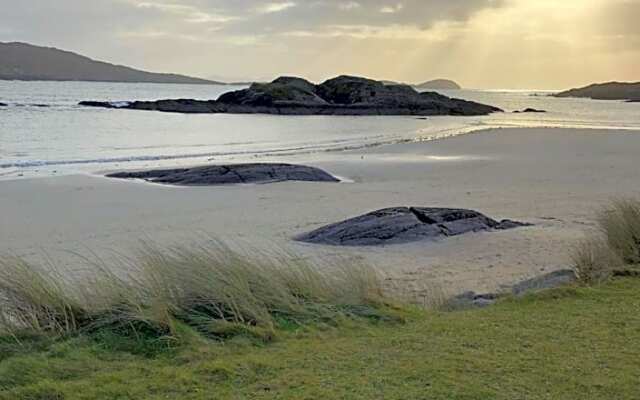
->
[[554, 81, 640, 101], [414, 79, 462, 90], [80, 75, 502, 116], [106, 163, 340, 186], [295, 207, 530, 246], [513, 108, 546, 113], [0, 102, 7, 106]]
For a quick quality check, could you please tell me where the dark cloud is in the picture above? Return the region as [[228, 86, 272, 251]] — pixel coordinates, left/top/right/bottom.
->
[[144, 0, 506, 35], [0, 0, 504, 45], [0, 1, 172, 50], [0, 0, 506, 77]]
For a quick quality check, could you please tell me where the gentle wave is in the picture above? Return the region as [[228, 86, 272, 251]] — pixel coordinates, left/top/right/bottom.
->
[[4, 120, 639, 172], [0, 139, 397, 169], [1, 103, 53, 108], [0, 124, 490, 170]]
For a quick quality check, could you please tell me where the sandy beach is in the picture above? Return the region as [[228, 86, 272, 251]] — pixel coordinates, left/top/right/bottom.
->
[[2, 127, 640, 297]]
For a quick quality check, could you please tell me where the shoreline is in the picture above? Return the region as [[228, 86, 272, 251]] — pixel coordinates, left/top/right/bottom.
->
[[2, 127, 640, 296], [3, 121, 640, 182]]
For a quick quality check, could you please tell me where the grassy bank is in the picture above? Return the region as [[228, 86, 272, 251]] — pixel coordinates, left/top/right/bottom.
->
[[3, 198, 640, 399], [1, 277, 639, 399]]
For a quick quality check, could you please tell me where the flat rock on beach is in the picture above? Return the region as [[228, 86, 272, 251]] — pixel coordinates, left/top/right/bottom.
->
[[106, 163, 340, 186], [296, 207, 529, 246]]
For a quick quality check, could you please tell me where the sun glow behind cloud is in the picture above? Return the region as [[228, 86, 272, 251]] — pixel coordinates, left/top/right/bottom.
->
[[0, 0, 637, 88]]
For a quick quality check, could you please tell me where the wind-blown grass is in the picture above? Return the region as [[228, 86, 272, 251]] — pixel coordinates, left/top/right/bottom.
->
[[0, 256, 87, 337], [571, 237, 623, 284], [597, 198, 640, 264], [572, 198, 640, 283], [2, 278, 640, 399], [0, 243, 396, 344]]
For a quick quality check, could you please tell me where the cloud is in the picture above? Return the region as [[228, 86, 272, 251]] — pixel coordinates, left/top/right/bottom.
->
[[0, 0, 505, 72], [0, 0, 505, 44], [339, 2, 361, 11], [2, 0, 635, 88], [380, 3, 404, 14], [134, 1, 236, 23], [215, 0, 504, 34], [255, 1, 297, 14]]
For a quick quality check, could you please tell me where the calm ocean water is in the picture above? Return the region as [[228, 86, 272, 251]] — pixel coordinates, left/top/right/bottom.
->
[[1, 80, 639, 180]]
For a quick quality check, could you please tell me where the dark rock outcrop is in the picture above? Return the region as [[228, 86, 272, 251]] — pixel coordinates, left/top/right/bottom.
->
[[414, 79, 462, 90], [106, 163, 339, 186], [80, 75, 502, 116], [13, 103, 49, 108], [446, 269, 577, 309], [0, 102, 7, 106], [80, 99, 223, 114], [612, 267, 640, 277], [513, 108, 546, 113], [447, 292, 500, 309], [554, 81, 640, 101], [511, 269, 576, 296], [296, 207, 530, 246]]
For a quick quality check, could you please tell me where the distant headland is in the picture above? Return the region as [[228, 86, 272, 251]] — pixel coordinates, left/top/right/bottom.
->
[[0, 42, 221, 85], [555, 81, 640, 102]]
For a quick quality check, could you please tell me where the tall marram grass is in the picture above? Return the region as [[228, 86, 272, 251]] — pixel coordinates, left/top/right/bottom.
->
[[597, 199, 640, 265], [0, 243, 393, 343], [572, 198, 640, 283]]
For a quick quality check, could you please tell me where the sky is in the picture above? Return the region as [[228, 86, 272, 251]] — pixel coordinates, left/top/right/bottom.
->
[[0, 0, 638, 89]]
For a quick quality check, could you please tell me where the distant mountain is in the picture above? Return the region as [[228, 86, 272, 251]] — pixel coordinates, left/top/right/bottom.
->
[[414, 79, 461, 90], [555, 82, 640, 101], [0, 42, 222, 84]]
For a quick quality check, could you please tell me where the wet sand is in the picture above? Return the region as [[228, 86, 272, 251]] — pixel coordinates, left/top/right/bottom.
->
[[2, 127, 639, 297]]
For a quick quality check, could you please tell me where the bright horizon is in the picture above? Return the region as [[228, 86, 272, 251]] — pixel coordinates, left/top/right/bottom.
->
[[1, 0, 639, 89]]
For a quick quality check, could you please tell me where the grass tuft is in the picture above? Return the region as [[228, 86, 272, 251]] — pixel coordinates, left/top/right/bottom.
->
[[597, 198, 640, 264], [571, 237, 623, 284], [0, 243, 394, 346], [572, 198, 640, 284], [0, 256, 87, 337]]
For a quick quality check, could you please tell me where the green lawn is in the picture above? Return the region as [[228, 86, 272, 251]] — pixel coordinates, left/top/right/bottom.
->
[[1, 278, 639, 400]]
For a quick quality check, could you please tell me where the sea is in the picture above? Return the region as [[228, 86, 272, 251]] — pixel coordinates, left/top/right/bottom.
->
[[1, 80, 639, 181]]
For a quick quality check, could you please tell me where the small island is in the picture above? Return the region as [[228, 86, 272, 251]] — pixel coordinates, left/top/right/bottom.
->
[[414, 79, 462, 90], [80, 75, 501, 116], [554, 81, 640, 101]]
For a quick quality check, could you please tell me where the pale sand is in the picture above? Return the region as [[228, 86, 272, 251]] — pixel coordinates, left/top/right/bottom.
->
[[2, 127, 639, 298]]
